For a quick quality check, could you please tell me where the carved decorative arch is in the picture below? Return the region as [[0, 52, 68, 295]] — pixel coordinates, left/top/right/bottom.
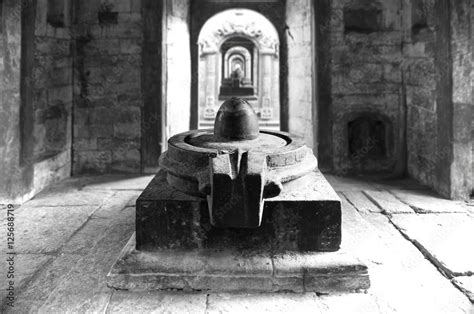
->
[[198, 9, 279, 56]]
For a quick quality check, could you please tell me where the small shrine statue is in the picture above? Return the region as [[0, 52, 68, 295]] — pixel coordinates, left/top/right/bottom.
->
[[230, 64, 244, 88]]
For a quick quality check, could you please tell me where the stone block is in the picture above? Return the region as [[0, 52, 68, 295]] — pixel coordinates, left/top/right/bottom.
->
[[405, 59, 435, 86], [73, 150, 112, 173], [348, 63, 383, 83], [135, 170, 341, 252], [97, 137, 140, 150], [83, 39, 121, 56], [406, 86, 435, 112], [115, 106, 141, 124], [48, 85, 73, 104], [89, 107, 115, 124], [114, 122, 141, 139], [120, 38, 142, 54]]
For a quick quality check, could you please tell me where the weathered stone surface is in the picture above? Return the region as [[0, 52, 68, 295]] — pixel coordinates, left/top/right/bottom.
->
[[106, 291, 207, 313], [37, 219, 135, 312], [318, 294, 381, 314], [107, 234, 369, 293], [363, 190, 414, 214], [12, 253, 84, 312], [0, 254, 51, 309], [26, 188, 114, 207], [390, 189, 467, 213], [391, 214, 474, 277], [452, 276, 474, 302], [207, 293, 321, 314], [136, 170, 341, 252], [61, 207, 135, 255], [14, 205, 98, 253], [325, 175, 378, 192], [339, 193, 472, 313], [342, 191, 382, 213]]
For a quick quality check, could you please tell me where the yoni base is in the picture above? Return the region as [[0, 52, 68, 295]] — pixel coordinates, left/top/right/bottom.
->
[[107, 170, 370, 292], [106, 233, 370, 293]]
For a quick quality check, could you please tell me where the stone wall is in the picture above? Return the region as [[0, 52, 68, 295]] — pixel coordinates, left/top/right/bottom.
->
[[286, 0, 315, 148], [73, 0, 143, 174], [403, 0, 472, 199], [0, 0, 25, 203], [327, 0, 405, 175], [403, 0, 438, 186], [449, 0, 472, 198], [32, 0, 73, 193]]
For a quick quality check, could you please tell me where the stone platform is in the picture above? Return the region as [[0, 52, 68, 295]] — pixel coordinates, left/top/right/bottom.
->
[[107, 233, 369, 293], [107, 170, 370, 293]]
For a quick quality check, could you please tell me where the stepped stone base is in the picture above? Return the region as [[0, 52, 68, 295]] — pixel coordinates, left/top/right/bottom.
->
[[107, 170, 370, 293], [107, 234, 370, 293]]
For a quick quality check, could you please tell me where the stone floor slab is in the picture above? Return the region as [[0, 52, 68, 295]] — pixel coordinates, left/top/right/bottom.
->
[[363, 190, 414, 214], [0, 254, 51, 310], [390, 214, 474, 277], [325, 175, 378, 192], [26, 189, 114, 207], [11, 253, 84, 312], [38, 220, 135, 313], [206, 293, 321, 314], [14, 205, 98, 253], [339, 195, 472, 313], [106, 291, 208, 313], [390, 189, 467, 213], [342, 191, 382, 213], [317, 293, 382, 314]]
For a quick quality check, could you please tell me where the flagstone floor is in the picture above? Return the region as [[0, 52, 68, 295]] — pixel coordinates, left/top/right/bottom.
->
[[1, 173, 473, 313]]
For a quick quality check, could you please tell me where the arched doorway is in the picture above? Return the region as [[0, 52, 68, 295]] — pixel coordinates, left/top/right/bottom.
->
[[196, 9, 280, 130]]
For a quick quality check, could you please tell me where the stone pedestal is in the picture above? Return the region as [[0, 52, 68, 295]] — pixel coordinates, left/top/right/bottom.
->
[[107, 170, 370, 293]]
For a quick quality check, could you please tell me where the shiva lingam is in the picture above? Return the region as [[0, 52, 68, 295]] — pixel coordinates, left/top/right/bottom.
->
[[107, 97, 370, 293], [160, 97, 317, 229]]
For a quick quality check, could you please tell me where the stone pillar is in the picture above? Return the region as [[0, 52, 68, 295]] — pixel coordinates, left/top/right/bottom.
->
[[260, 53, 273, 119], [203, 53, 217, 120]]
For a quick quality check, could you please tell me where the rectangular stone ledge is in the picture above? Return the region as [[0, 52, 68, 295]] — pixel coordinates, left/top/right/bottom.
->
[[107, 234, 370, 293]]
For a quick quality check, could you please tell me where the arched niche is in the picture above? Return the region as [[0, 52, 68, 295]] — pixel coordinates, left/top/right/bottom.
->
[[197, 9, 280, 129], [224, 46, 252, 81]]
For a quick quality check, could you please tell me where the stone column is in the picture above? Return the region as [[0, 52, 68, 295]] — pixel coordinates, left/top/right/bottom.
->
[[203, 53, 217, 120], [260, 53, 273, 120]]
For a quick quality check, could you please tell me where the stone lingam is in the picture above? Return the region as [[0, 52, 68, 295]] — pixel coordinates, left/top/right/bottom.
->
[[107, 98, 370, 293]]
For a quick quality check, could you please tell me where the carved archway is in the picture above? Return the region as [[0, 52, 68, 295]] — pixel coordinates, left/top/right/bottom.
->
[[198, 9, 279, 56], [197, 9, 280, 130]]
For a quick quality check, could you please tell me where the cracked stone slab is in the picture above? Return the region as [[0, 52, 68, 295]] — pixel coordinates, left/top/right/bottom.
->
[[452, 276, 474, 302], [363, 190, 414, 214], [390, 189, 466, 214], [391, 214, 474, 277], [107, 234, 369, 293], [342, 191, 382, 213]]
